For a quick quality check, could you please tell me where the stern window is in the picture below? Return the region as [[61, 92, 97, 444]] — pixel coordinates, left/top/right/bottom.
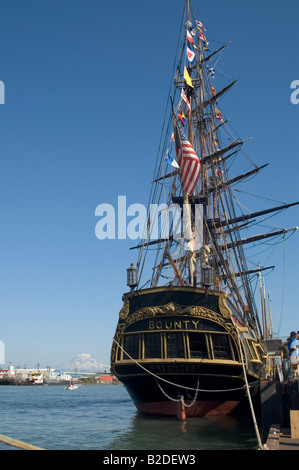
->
[[166, 332, 185, 358], [123, 334, 139, 359], [211, 334, 232, 360], [144, 333, 162, 359], [247, 340, 259, 360], [188, 332, 209, 358]]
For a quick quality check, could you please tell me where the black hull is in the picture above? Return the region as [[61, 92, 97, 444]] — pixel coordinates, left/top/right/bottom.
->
[[113, 359, 262, 417], [121, 372, 260, 417], [111, 287, 266, 418], [0, 379, 19, 385]]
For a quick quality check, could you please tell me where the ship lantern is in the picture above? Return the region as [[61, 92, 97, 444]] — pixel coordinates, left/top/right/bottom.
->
[[201, 265, 213, 288], [127, 263, 138, 291]]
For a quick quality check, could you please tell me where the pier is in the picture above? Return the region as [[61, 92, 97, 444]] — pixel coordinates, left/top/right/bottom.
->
[[261, 380, 299, 450], [260, 338, 299, 450], [265, 423, 299, 450]]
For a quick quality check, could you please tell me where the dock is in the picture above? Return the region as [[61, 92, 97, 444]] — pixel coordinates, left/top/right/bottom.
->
[[261, 379, 299, 450], [265, 425, 299, 450]]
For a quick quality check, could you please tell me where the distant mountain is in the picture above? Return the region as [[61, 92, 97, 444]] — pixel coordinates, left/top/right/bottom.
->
[[60, 353, 110, 373]]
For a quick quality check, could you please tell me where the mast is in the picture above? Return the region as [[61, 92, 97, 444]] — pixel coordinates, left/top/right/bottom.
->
[[258, 270, 266, 339], [186, 0, 193, 145], [133, 0, 298, 337], [184, 0, 196, 286], [268, 291, 273, 339], [186, 0, 212, 287]]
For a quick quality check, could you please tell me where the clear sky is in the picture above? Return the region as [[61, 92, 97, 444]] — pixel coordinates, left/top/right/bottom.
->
[[0, 0, 298, 369]]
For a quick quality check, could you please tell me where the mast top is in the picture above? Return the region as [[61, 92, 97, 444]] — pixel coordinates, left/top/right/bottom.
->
[[186, 0, 190, 21]]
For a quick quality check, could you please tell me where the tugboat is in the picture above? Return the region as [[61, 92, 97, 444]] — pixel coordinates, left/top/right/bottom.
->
[[110, 0, 298, 418]]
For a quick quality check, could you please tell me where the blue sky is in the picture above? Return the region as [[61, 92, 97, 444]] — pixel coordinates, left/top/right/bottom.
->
[[0, 0, 298, 368]]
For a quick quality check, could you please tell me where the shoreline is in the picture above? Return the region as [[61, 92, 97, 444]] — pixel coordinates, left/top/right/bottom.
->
[[0, 376, 120, 386]]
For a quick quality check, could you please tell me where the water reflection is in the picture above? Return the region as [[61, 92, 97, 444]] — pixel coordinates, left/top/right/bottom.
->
[[107, 412, 259, 450]]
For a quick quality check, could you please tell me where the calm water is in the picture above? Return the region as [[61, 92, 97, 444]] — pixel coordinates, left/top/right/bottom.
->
[[0, 384, 260, 450]]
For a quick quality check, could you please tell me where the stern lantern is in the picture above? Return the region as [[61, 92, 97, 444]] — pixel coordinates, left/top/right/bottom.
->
[[127, 263, 138, 291]]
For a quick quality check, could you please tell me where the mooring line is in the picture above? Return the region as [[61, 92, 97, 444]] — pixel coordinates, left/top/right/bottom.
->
[[235, 327, 266, 450]]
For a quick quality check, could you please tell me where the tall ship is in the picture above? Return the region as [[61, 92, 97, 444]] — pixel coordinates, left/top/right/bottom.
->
[[110, 1, 298, 418]]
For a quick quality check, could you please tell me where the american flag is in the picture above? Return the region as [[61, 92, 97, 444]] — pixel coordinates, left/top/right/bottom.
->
[[174, 124, 201, 196]]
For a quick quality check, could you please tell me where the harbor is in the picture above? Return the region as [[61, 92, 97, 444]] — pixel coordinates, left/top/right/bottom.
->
[[0, 383, 281, 451], [1, 336, 299, 451], [0, 377, 299, 451], [2, 338, 299, 451], [0, 0, 298, 454], [0, 363, 115, 386]]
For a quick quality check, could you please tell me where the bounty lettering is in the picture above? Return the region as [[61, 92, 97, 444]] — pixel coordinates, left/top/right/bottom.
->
[[147, 319, 201, 331]]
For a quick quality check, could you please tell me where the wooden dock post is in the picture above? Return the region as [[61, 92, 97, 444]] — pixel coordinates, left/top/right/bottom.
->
[[0, 433, 45, 450], [266, 425, 280, 450], [290, 410, 299, 439]]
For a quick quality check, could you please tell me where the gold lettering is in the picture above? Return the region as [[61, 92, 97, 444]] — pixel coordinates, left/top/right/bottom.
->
[[148, 318, 200, 331]]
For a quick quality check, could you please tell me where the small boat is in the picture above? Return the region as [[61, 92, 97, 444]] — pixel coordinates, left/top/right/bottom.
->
[[65, 383, 78, 390], [33, 373, 44, 385]]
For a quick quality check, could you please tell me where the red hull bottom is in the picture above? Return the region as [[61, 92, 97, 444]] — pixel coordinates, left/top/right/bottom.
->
[[135, 399, 240, 418]]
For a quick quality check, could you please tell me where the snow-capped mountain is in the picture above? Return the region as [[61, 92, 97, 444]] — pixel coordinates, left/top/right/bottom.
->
[[60, 353, 110, 373]]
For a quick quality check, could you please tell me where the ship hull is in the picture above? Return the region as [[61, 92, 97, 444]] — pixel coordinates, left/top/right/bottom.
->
[[111, 286, 266, 418], [135, 400, 240, 417], [113, 365, 261, 417]]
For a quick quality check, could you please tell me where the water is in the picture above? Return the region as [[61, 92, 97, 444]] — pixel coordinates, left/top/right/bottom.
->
[[0, 385, 259, 450]]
